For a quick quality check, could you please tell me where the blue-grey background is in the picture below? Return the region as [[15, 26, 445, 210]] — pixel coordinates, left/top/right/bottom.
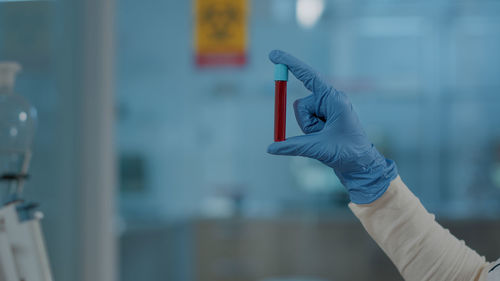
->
[[1, 0, 500, 280]]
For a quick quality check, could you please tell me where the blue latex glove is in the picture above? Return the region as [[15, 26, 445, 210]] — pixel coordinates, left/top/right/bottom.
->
[[267, 50, 398, 204]]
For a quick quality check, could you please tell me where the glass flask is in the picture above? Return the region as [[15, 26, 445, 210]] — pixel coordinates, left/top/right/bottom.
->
[[0, 62, 37, 202]]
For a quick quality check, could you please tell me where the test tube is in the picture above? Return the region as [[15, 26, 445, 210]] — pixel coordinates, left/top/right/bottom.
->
[[274, 64, 288, 142]]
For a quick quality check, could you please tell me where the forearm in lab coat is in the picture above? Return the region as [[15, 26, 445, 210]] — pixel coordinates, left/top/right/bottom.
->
[[349, 176, 492, 281]]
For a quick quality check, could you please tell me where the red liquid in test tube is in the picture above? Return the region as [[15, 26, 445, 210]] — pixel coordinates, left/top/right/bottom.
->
[[274, 64, 288, 142], [274, 81, 287, 141]]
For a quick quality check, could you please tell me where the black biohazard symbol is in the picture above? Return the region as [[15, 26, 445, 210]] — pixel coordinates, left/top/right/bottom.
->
[[201, 2, 240, 40]]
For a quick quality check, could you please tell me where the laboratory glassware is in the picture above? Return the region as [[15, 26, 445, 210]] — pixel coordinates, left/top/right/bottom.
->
[[0, 62, 37, 201], [274, 64, 288, 142], [0, 61, 53, 281]]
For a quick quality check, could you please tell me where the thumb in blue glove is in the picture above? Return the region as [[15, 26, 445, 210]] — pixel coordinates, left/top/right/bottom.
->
[[267, 50, 398, 204]]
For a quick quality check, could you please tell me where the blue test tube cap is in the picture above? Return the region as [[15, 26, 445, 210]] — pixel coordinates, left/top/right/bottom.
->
[[274, 64, 288, 81]]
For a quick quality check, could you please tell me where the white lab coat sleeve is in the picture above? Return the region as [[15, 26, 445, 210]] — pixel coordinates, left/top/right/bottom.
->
[[349, 175, 493, 281], [488, 258, 500, 281]]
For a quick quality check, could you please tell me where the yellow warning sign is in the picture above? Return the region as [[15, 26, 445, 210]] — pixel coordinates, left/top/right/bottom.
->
[[194, 0, 247, 66]]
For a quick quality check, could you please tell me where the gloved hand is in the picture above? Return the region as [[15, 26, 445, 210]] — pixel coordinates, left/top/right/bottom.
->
[[267, 50, 398, 204]]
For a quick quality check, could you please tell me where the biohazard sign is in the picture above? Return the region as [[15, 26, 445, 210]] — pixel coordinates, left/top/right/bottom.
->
[[194, 0, 247, 67]]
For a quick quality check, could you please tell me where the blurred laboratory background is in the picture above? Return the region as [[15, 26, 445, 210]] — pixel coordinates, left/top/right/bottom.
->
[[1, 0, 500, 280]]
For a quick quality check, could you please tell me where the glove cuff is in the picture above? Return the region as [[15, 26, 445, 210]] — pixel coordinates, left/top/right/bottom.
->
[[335, 148, 398, 204]]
